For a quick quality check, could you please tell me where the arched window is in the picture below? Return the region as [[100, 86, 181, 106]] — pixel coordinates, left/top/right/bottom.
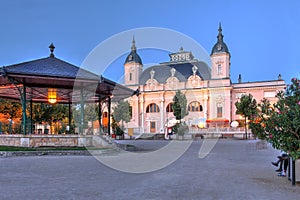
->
[[188, 101, 203, 112], [217, 64, 222, 75], [146, 103, 160, 113], [166, 103, 174, 112]]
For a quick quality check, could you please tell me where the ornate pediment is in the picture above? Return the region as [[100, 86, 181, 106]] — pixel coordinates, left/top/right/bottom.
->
[[187, 75, 202, 88], [169, 47, 194, 62], [166, 76, 179, 90]]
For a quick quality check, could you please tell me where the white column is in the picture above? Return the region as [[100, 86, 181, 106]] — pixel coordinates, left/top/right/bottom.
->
[[204, 95, 208, 119], [203, 95, 208, 128], [140, 96, 144, 133], [160, 99, 164, 133]]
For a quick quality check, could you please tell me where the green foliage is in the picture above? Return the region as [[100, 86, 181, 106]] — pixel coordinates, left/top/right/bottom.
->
[[235, 94, 257, 138], [0, 98, 22, 133], [32, 103, 71, 134], [84, 103, 98, 122], [33, 103, 68, 124], [172, 90, 188, 121], [0, 98, 22, 120], [72, 103, 101, 132], [113, 101, 131, 124], [171, 91, 189, 137], [235, 94, 257, 119], [111, 115, 124, 136], [112, 101, 131, 136], [249, 78, 300, 159], [84, 103, 99, 134]]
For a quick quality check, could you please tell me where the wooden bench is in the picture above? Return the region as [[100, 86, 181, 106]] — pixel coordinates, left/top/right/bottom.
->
[[192, 133, 204, 140], [220, 133, 234, 139]]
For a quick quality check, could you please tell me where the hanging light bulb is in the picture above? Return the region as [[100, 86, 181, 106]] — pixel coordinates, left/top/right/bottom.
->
[[48, 88, 57, 104]]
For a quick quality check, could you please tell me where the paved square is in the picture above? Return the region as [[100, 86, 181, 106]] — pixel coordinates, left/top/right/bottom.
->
[[0, 140, 299, 199]]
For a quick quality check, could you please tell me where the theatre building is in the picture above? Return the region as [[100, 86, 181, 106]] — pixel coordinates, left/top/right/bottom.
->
[[122, 24, 285, 134]]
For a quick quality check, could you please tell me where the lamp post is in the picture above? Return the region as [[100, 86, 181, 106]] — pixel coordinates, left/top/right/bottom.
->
[[48, 88, 57, 104], [8, 119, 12, 134]]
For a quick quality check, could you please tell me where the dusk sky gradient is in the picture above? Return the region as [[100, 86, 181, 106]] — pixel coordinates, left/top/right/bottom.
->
[[0, 0, 299, 84]]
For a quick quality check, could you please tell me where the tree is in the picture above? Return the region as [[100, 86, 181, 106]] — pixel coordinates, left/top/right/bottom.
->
[[0, 98, 22, 133], [0, 98, 22, 120], [85, 103, 98, 134], [113, 101, 131, 135], [235, 94, 257, 139], [172, 90, 188, 136], [173, 90, 188, 121], [32, 103, 69, 134], [250, 78, 300, 160], [248, 98, 271, 139]]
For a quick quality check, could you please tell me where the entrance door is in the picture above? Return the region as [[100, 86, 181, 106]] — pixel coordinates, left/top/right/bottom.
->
[[150, 121, 156, 133], [102, 112, 108, 132]]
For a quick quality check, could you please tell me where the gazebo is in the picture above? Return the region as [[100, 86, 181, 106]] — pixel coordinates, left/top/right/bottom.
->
[[0, 43, 134, 135]]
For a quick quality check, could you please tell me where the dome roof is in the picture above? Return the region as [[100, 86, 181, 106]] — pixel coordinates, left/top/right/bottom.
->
[[125, 51, 142, 65], [211, 23, 230, 55], [124, 37, 143, 65]]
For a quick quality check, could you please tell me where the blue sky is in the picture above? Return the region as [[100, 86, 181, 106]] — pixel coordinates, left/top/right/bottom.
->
[[0, 0, 299, 83]]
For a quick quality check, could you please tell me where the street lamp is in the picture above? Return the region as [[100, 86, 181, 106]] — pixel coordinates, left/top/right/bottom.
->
[[8, 118, 13, 134]]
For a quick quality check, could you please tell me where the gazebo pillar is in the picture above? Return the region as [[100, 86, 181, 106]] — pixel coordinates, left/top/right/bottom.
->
[[29, 99, 33, 134], [98, 98, 102, 135], [68, 102, 71, 133], [107, 96, 111, 135], [80, 88, 84, 134], [21, 86, 27, 134]]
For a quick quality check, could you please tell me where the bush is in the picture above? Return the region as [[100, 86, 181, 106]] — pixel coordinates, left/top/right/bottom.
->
[[115, 125, 124, 136], [177, 123, 189, 136]]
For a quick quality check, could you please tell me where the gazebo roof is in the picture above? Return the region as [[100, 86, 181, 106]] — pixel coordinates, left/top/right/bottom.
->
[[1, 56, 99, 80], [0, 45, 134, 103]]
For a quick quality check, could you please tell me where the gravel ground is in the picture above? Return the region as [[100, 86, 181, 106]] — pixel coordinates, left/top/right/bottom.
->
[[0, 140, 299, 200]]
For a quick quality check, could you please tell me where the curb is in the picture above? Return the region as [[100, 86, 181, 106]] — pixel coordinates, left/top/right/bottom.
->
[[0, 148, 118, 158]]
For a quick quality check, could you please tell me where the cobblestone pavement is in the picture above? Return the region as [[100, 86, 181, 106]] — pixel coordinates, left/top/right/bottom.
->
[[0, 140, 299, 200]]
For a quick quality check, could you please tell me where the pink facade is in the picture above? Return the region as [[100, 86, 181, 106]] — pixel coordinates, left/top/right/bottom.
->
[[122, 25, 285, 133]]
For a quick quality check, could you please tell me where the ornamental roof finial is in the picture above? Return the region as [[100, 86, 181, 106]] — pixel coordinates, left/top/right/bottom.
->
[[217, 22, 224, 42], [49, 43, 55, 58], [131, 36, 136, 51]]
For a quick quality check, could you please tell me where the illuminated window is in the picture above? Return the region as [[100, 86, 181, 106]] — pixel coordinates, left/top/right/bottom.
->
[[146, 103, 160, 113], [188, 101, 203, 112]]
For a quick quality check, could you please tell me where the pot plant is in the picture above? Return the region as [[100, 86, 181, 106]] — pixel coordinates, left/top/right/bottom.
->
[[175, 122, 189, 140]]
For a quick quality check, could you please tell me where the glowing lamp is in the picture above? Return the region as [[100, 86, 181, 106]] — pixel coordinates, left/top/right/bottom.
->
[[198, 122, 205, 128], [48, 88, 57, 104]]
